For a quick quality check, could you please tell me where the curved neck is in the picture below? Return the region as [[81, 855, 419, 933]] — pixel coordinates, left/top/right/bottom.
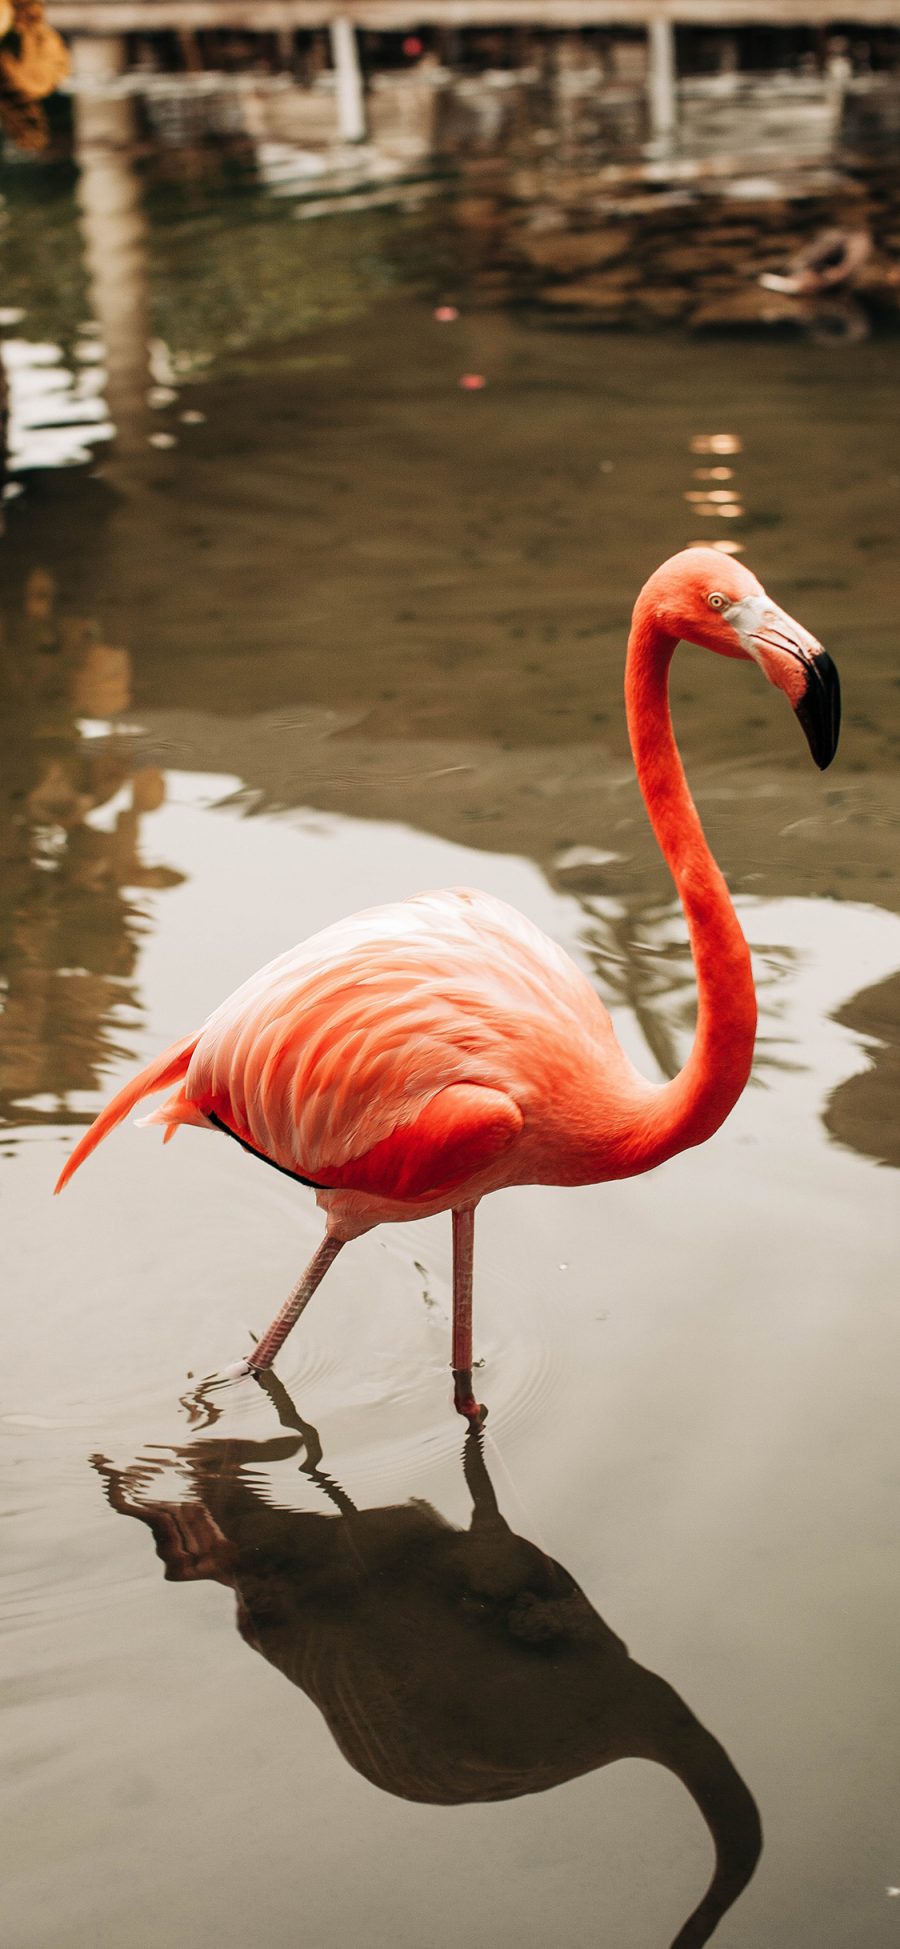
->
[[631, 1668, 762, 1949], [620, 599, 756, 1169]]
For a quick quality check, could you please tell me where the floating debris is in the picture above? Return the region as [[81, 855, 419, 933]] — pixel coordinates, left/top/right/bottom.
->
[[760, 225, 872, 294]]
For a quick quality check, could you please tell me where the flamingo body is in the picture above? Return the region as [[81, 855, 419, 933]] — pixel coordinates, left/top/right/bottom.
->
[[56, 886, 647, 1236], [54, 549, 840, 1410], [186, 887, 649, 1225]]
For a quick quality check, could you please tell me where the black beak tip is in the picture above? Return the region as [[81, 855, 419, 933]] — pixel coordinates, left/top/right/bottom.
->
[[795, 650, 841, 770]]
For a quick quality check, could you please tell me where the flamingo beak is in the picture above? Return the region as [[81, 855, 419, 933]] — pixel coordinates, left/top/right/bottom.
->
[[792, 647, 842, 770], [723, 594, 841, 770]]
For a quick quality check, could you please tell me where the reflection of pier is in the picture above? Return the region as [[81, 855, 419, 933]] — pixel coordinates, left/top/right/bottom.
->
[[95, 1372, 762, 1949], [70, 34, 153, 466]]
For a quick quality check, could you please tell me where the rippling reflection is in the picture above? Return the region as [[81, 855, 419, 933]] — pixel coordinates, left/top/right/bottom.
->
[[826, 970, 900, 1170], [95, 1374, 762, 1949], [0, 568, 182, 1128]]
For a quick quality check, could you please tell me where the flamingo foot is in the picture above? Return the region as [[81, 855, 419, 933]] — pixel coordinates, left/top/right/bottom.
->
[[452, 1367, 487, 1426]]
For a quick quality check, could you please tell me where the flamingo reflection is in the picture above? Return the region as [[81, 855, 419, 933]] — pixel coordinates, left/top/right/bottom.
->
[[94, 1377, 761, 1949]]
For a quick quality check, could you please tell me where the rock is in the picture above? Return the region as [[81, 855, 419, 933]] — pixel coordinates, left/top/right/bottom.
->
[[517, 227, 631, 274], [542, 273, 638, 309], [454, 197, 501, 230], [701, 224, 764, 244], [689, 286, 802, 328], [855, 255, 900, 296], [509, 168, 546, 202], [635, 287, 691, 320], [655, 244, 729, 275]]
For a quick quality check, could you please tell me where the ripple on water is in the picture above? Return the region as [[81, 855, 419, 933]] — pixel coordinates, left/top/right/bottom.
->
[[250, 1312, 569, 1498], [1, 337, 114, 471]]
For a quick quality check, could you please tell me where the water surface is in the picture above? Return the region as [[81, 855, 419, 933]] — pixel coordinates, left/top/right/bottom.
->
[[2, 158, 899, 1949]]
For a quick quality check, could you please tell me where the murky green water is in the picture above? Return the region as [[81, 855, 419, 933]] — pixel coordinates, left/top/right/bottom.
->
[[2, 155, 899, 1949]]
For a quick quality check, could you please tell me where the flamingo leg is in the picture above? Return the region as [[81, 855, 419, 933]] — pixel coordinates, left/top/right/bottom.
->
[[233, 1233, 345, 1376], [451, 1205, 485, 1424]]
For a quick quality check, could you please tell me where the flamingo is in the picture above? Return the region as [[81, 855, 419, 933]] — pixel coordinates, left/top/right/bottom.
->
[[54, 549, 840, 1419]]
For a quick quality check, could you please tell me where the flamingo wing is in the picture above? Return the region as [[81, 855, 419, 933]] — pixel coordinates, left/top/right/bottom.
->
[[184, 888, 603, 1190], [318, 1083, 524, 1201]]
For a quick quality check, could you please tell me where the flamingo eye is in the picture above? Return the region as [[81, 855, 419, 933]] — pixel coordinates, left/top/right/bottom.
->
[[707, 592, 728, 611]]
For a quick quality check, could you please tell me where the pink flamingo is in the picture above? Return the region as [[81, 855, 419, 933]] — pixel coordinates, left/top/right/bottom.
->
[[55, 550, 840, 1419]]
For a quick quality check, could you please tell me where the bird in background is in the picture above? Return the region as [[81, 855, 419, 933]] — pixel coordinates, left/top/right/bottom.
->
[[55, 549, 840, 1420]]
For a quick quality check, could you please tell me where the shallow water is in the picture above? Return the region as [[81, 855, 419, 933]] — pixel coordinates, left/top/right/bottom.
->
[[1, 157, 899, 1949]]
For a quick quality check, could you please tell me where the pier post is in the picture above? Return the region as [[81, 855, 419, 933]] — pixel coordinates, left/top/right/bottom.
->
[[647, 15, 677, 149], [68, 33, 127, 86], [330, 13, 366, 143], [68, 32, 130, 145]]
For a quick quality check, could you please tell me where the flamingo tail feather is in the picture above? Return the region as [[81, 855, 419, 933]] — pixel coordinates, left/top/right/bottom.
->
[[54, 1033, 199, 1193]]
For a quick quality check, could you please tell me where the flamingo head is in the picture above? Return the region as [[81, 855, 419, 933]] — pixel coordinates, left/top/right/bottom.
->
[[641, 547, 841, 770]]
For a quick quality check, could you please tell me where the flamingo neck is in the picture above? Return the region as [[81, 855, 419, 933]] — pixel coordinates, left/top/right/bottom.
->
[[614, 598, 757, 1171]]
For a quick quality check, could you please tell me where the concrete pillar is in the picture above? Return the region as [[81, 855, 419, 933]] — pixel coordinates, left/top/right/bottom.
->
[[330, 13, 366, 143], [647, 16, 677, 148]]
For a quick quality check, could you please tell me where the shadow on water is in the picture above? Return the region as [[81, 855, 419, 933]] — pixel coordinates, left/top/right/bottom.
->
[[94, 1371, 762, 1949]]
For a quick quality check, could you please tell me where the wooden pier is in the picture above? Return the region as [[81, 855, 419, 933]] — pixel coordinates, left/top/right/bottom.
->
[[46, 0, 900, 152], [42, 3, 900, 23]]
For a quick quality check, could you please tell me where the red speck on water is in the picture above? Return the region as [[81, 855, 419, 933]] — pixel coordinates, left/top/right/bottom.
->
[[459, 374, 487, 391], [434, 305, 459, 322]]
